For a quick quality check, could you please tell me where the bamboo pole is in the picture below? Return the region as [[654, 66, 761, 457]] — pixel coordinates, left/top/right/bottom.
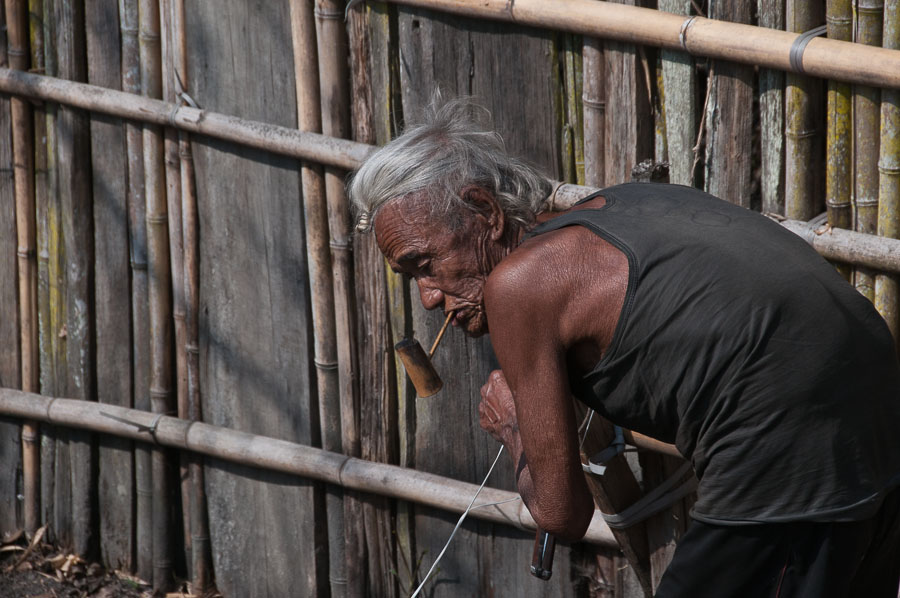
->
[[288, 2, 344, 596], [140, 0, 174, 589], [0, 388, 621, 548], [853, 0, 884, 302], [759, 0, 785, 214], [315, 0, 364, 594], [119, 0, 152, 580], [827, 0, 853, 280], [784, 1, 824, 221], [876, 2, 900, 342], [40, 0, 63, 539], [382, 0, 900, 89], [6, 0, 40, 539], [158, 0, 190, 570], [582, 36, 606, 187], [6, 68, 900, 276], [56, 0, 95, 557], [170, 0, 213, 590], [659, 0, 694, 187]]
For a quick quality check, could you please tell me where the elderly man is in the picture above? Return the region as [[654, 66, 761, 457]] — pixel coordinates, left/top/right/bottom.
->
[[349, 100, 900, 597]]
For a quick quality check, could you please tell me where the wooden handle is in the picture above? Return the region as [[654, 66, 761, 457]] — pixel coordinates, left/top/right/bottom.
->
[[530, 528, 556, 580]]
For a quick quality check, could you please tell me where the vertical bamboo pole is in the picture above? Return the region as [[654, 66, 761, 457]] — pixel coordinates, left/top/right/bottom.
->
[[315, 0, 364, 594], [853, 0, 884, 301], [785, 2, 825, 221], [291, 0, 347, 594], [158, 0, 190, 567], [171, 0, 213, 590], [40, 0, 63, 538], [704, 0, 753, 207], [140, 0, 173, 589], [827, 0, 853, 280], [120, 0, 152, 580], [564, 34, 585, 184], [6, 0, 40, 539], [759, 0, 785, 214], [876, 2, 900, 341], [583, 37, 606, 187], [659, 0, 695, 186], [57, 0, 95, 557]]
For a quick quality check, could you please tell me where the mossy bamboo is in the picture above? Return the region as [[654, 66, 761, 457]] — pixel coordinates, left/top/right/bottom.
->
[[289, 1, 346, 596], [140, 0, 174, 590], [40, 0, 62, 536], [876, 2, 900, 341], [6, 0, 40, 537], [853, 0, 884, 301], [784, 1, 824, 221], [659, 0, 695, 187], [582, 37, 605, 187], [171, 0, 213, 590], [119, 0, 152, 581], [758, 0, 785, 214], [56, 0, 94, 557], [826, 0, 853, 280]]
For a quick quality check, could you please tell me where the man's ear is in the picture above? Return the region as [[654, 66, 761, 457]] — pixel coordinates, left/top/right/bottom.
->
[[461, 185, 505, 241]]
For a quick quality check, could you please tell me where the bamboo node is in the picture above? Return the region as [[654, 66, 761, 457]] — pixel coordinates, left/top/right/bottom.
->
[[877, 161, 900, 175], [146, 214, 169, 225], [330, 240, 352, 252], [679, 16, 698, 53], [314, 7, 344, 20], [789, 26, 827, 75], [139, 31, 161, 42], [185, 343, 200, 355], [786, 128, 818, 140], [7, 48, 28, 58], [22, 431, 40, 443], [826, 198, 852, 209], [857, 198, 879, 208], [17, 247, 36, 259], [314, 358, 339, 371], [581, 97, 606, 112], [149, 388, 172, 399], [825, 15, 852, 26], [130, 259, 149, 271]]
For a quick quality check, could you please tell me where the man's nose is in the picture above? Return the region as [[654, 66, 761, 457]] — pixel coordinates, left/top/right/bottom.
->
[[417, 280, 444, 311]]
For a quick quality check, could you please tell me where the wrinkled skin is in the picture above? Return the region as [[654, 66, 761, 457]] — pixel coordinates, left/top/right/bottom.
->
[[374, 186, 628, 541]]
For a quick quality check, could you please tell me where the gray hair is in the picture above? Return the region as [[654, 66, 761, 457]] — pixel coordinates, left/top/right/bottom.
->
[[348, 97, 552, 233]]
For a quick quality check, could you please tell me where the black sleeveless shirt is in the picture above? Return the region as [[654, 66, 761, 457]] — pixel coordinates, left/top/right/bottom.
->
[[524, 183, 900, 524]]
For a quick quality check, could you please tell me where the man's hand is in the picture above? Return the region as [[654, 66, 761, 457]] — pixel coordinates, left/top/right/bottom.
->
[[479, 369, 519, 447]]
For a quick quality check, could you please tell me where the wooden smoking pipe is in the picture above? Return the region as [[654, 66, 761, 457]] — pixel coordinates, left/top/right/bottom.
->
[[394, 311, 557, 581]]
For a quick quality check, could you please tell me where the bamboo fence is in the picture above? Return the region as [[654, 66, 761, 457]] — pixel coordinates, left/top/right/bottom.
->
[[4, 1, 900, 596]]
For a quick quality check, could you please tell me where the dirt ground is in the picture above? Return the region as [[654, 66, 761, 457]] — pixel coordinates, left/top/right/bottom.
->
[[0, 527, 151, 598]]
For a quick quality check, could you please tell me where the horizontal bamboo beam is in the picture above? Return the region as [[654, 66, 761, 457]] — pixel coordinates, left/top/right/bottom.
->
[[5, 68, 900, 275], [0, 67, 373, 171], [0, 388, 617, 548], [385, 0, 900, 89], [552, 184, 900, 274]]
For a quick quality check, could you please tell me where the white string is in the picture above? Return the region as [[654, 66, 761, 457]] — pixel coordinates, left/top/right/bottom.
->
[[410, 445, 506, 598]]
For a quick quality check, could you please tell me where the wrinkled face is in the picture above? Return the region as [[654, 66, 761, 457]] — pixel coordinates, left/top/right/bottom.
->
[[374, 191, 506, 337]]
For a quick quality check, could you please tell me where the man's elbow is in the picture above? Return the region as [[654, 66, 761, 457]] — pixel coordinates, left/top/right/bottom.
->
[[533, 499, 593, 543]]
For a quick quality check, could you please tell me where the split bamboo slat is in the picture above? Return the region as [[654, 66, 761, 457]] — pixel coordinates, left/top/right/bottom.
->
[[0, 387, 621, 549], [139, 0, 174, 590], [876, 2, 900, 342], [6, 0, 40, 539], [582, 36, 606, 187], [158, 0, 190, 568], [659, 0, 694, 187], [705, 0, 753, 208], [759, 0, 785, 214], [29, 0, 55, 539], [56, 0, 95, 557], [854, 0, 884, 302], [288, 2, 345, 596], [827, 0, 854, 281], [39, 0, 64, 539], [84, 0, 134, 568], [785, 1, 824, 221], [315, 0, 365, 594], [119, 0, 153, 581], [170, 0, 212, 590]]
